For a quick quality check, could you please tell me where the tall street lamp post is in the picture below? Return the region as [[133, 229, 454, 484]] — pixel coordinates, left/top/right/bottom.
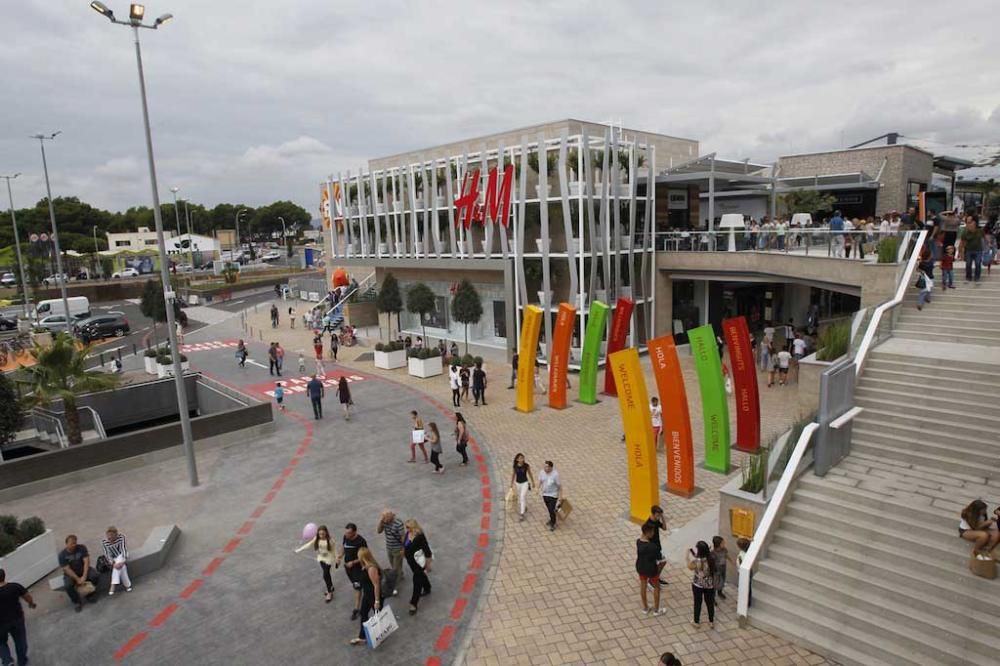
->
[[181, 198, 194, 268], [31, 132, 72, 332], [170, 186, 181, 237], [1, 173, 32, 318], [92, 225, 102, 278], [235, 207, 247, 262], [90, 1, 197, 487]]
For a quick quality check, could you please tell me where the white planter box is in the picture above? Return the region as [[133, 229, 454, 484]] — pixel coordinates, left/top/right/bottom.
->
[[537, 291, 553, 306], [378, 242, 388, 254], [481, 240, 490, 255], [0, 529, 58, 589], [408, 355, 443, 378], [181, 360, 190, 373], [620, 236, 633, 249], [157, 362, 172, 378], [358, 205, 368, 216], [394, 241, 406, 255], [375, 203, 386, 214], [435, 195, 446, 208], [569, 181, 583, 196], [345, 242, 356, 257], [535, 238, 550, 253], [392, 201, 404, 212], [349, 205, 359, 216], [144, 356, 158, 375], [594, 289, 608, 304], [415, 241, 425, 254], [535, 184, 552, 199], [374, 349, 407, 370]]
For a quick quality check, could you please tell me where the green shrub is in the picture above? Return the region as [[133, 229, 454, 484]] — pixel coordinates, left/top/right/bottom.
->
[[740, 449, 769, 494], [0, 515, 17, 537], [0, 532, 17, 558], [460, 354, 476, 367], [409, 347, 443, 360], [17, 516, 45, 543], [816, 321, 850, 361], [377, 340, 404, 353], [877, 236, 899, 263], [375, 342, 385, 352], [144, 348, 159, 358]]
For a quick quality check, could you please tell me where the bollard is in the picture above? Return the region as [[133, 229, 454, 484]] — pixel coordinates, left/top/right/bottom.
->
[[258, 329, 263, 341], [117, 348, 123, 361], [99, 352, 105, 367], [132, 343, 137, 357]]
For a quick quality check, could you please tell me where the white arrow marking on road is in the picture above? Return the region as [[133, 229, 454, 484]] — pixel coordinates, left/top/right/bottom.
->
[[246, 359, 270, 370]]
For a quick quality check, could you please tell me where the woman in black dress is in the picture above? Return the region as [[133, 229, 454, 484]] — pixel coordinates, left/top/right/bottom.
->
[[404, 518, 433, 615], [348, 547, 382, 646], [336, 376, 352, 421], [454, 413, 469, 466]]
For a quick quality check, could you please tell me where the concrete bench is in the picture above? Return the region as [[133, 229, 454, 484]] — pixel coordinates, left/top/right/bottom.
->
[[48, 524, 180, 592]]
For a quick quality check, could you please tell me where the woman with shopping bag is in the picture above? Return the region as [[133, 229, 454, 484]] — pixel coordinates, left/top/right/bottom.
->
[[404, 519, 433, 616], [349, 548, 384, 646]]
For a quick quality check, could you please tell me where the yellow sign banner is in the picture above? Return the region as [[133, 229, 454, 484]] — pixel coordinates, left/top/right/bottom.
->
[[515, 305, 543, 413], [609, 347, 660, 523]]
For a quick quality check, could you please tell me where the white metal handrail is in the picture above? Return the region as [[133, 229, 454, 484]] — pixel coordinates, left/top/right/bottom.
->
[[31, 409, 67, 448], [852, 229, 927, 376], [80, 406, 107, 440], [737, 421, 820, 620]]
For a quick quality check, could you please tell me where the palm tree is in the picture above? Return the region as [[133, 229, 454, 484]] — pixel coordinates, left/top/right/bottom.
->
[[22, 332, 120, 445]]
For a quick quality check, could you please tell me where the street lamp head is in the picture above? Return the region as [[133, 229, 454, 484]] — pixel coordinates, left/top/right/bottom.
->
[[31, 132, 61, 141], [154, 13, 173, 26], [129, 3, 145, 22], [90, 1, 114, 20], [170, 186, 179, 194]]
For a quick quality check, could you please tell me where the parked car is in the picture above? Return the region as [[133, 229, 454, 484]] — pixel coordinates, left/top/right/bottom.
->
[[75, 313, 130, 341], [1, 273, 16, 287], [261, 251, 282, 262], [0, 315, 18, 331], [42, 273, 69, 286], [112, 267, 141, 279], [37, 313, 89, 332]]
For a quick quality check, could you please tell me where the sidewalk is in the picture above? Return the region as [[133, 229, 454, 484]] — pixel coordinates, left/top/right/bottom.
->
[[245, 308, 828, 665]]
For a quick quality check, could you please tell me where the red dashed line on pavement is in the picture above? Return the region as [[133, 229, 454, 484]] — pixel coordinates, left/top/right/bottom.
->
[[262, 490, 277, 503], [149, 604, 178, 628], [280, 467, 294, 478], [480, 516, 490, 530], [222, 537, 242, 554], [469, 551, 485, 569], [481, 501, 491, 514], [480, 486, 491, 499], [477, 532, 489, 548], [426, 658, 442, 666], [251, 506, 267, 519], [435, 625, 456, 652], [449, 597, 468, 620], [179, 579, 203, 599], [461, 574, 477, 594], [271, 478, 286, 491], [202, 557, 224, 577], [113, 631, 148, 661], [238, 521, 255, 535]]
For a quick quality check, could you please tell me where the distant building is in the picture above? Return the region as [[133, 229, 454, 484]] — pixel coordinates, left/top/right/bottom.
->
[[106, 226, 175, 251]]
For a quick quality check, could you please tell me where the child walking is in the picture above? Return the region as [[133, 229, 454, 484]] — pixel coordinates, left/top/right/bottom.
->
[[940, 246, 955, 289], [298, 352, 306, 374], [915, 268, 933, 310], [274, 382, 286, 411]]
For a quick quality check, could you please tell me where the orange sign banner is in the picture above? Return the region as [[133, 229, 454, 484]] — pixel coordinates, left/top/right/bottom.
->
[[548, 302, 576, 409], [515, 305, 543, 413], [648, 335, 695, 497], [609, 348, 660, 523]]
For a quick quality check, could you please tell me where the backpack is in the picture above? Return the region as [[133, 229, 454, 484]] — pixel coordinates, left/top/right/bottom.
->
[[380, 567, 398, 597]]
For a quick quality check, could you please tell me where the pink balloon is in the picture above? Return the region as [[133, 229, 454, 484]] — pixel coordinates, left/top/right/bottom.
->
[[302, 522, 318, 541]]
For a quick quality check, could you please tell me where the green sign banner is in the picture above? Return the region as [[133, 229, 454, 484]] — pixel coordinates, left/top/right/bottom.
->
[[688, 324, 731, 473], [577, 300, 609, 404]]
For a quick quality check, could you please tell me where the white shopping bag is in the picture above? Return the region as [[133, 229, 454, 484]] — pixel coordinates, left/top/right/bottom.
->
[[411, 429, 425, 444], [363, 604, 399, 649]]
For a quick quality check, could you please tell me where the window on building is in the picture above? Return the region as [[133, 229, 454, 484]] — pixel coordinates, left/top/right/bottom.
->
[[144, 239, 158, 245], [422, 295, 449, 329], [493, 300, 506, 338], [115, 240, 131, 247]]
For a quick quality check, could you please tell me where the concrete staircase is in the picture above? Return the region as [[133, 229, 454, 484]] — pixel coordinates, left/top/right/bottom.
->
[[749, 268, 1000, 666], [895, 265, 1000, 344]]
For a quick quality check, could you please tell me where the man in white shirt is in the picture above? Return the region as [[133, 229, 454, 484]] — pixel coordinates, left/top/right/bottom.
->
[[650, 397, 663, 449], [791, 334, 807, 360], [538, 461, 562, 531], [776, 349, 792, 386]]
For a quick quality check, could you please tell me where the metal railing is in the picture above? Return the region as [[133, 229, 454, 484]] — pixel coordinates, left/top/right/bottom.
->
[[31, 408, 67, 448], [322, 270, 375, 316], [79, 406, 108, 440], [737, 422, 819, 620], [853, 229, 927, 375], [654, 228, 890, 258]]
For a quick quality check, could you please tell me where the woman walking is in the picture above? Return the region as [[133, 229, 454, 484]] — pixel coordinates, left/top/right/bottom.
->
[[101, 527, 132, 595], [459, 364, 471, 403], [686, 540, 717, 627], [409, 410, 429, 463], [336, 376, 352, 420], [330, 332, 339, 361], [312, 332, 323, 362], [236, 339, 248, 368], [454, 412, 469, 466], [510, 453, 533, 522], [427, 422, 444, 473], [449, 365, 461, 408], [404, 519, 433, 616], [348, 547, 382, 646], [294, 525, 336, 602]]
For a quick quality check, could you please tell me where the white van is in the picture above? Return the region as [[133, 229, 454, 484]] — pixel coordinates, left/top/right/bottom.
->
[[34, 296, 91, 320]]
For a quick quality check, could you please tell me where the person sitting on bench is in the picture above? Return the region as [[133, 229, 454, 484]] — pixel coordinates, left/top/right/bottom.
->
[[59, 535, 100, 612]]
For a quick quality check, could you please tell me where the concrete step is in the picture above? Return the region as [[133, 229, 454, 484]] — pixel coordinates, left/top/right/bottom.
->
[[853, 396, 1000, 431], [893, 328, 1000, 345], [794, 479, 956, 527], [893, 321, 1000, 340], [754, 563, 999, 665], [856, 383, 996, 409], [852, 424, 1000, 459], [863, 367, 1000, 394], [868, 351, 1000, 373], [751, 593, 933, 666], [792, 486, 957, 534], [846, 449, 998, 488], [860, 375, 1000, 402], [902, 311, 1000, 325], [851, 440, 995, 479], [766, 539, 1000, 619], [853, 411, 991, 443]]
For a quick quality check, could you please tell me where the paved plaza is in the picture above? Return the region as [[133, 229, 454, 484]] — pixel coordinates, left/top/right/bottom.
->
[[6, 303, 829, 665]]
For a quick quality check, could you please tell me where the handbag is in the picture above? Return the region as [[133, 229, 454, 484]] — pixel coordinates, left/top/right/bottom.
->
[[556, 497, 573, 520], [969, 555, 997, 579], [414, 550, 427, 569], [76, 580, 96, 597], [96, 555, 112, 574], [411, 429, 425, 444], [363, 604, 399, 649], [504, 486, 515, 506]]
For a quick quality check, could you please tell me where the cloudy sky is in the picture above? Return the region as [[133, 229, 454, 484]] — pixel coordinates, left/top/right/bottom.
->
[[2, 0, 998, 217]]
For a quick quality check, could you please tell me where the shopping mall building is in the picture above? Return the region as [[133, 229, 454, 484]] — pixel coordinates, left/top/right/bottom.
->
[[322, 119, 971, 359]]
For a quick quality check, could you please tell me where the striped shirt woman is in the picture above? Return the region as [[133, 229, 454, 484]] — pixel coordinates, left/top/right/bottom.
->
[[101, 527, 132, 594]]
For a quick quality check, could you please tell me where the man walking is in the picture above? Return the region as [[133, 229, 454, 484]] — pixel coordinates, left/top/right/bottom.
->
[[538, 460, 562, 531], [829, 210, 845, 258], [643, 506, 670, 585], [960, 216, 984, 284], [270, 304, 279, 328], [377, 510, 406, 586], [306, 374, 325, 420], [336, 524, 368, 621], [0, 569, 36, 666], [268, 342, 279, 376]]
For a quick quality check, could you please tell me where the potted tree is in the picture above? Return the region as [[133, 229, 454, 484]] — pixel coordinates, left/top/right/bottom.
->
[[375, 272, 403, 343], [408, 346, 443, 378], [374, 340, 407, 370], [450, 279, 483, 355], [0, 515, 57, 589], [143, 347, 159, 375], [529, 151, 557, 199], [406, 282, 435, 344], [21, 333, 119, 446]]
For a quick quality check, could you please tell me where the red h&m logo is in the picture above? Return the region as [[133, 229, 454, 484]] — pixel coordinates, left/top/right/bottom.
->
[[454, 165, 514, 229]]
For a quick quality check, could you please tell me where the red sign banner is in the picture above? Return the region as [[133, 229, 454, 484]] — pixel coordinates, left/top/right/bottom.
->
[[454, 165, 514, 229], [602, 297, 635, 396], [648, 335, 695, 497], [723, 316, 760, 453], [548, 302, 577, 409]]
